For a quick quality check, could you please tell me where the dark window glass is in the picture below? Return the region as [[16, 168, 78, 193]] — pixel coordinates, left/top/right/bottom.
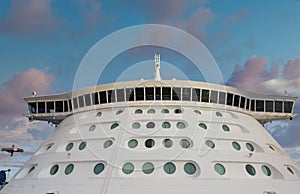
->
[[182, 88, 191, 101], [107, 90, 116, 103], [172, 87, 181, 101], [126, 88, 134, 101], [201, 89, 209, 102], [91, 92, 99, 105], [256, 100, 264, 112], [210, 90, 218, 103], [246, 99, 250, 110], [135, 88, 144, 101], [219, 92, 226, 104], [226, 93, 233, 106], [116, 89, 125, 102], [78, 96, 84, 107], [192, 88, 200, 101], [84, 94, 91, 106], [233, 95, 240, 107], [162, 87, 171, 100], [100, 91, 107, 104], [240, 96, 246, 108], [28, 102, 37, 114], [250, 100, 255, 111], [55, 101, 63, 112], [155, 87, 161, 100], [64, 101, 68, 112], [37, 102, 45, 113], [47, 101, 55, 113], [284, 101, 293, 113], [275, 101, 282, 113], [68, 99, 72, 111], [266, 101, 274, 112], [73, 98, 78, 109], [145, 87, 154, 100]]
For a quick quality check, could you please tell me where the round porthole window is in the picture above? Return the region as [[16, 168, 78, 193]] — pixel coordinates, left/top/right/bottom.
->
[[128, 139, 138, 148], [163, 139, 173, 148], [28, 166, 35, 174], [245, 164, 256, 176], [161, 109, 169, 113], [205, 140, 215, 149], [65, 164, 74, 175], [96, 112, 102, 117], [116, 110, 123, 115], [164, 162, 176, 174], [176, 122, 186, 129], [184, 163, 197, 175], [146, 122, 155, 129], [174, 109, 182, 114], [199, 123, 207, 129], [194, 110, 201, 115], [111, 123, 119, 129], [222, 125, 230, 132], [94, 163, 105, 175], [261, 165, 271, 176], [147, 109, 156, 114], [162, 122, 171, 129], [214, 163, 225, 175], [122, 162, 134, 174], [145, 139, 155, 148], [79, 141, 87, 151], [287, 167, 295, 175], [132, 122, 141, 129], [66, 142, 74, 151], [50, 164, 59, 175], [142, 162, 155, 174], [232, 142, 241, 151], [89, 124, 96, 132], [216, 112, 222, 117], [180, 139, 191, 149], [135, 109, 143, 114], [103, 139, 113, 149], [246, 143, 254, 152]]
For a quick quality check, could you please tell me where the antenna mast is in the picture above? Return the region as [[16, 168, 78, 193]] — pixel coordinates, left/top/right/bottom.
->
[[154, 53, 161, 80]]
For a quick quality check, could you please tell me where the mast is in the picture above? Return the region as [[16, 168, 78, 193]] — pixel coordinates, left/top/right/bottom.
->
[[154, 53, 161, 80]]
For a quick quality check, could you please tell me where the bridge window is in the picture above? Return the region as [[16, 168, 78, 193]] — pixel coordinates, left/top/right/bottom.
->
[[172, 87, 181, 101], [240, 96, 246, 108], [64, 100, 68, 112], [226, 93, 233, 106], [107, 90, 116, 103], [84, 94, 91, 106], [182, 88, 191, 101], [145, 87, 154, 100], [250, 100, 255, 111], [126, 88, 134, 101], [210, 90, 218, 103], [91, 92, 99, 105], [55, 101, 63, 112], [256, 100, 264, 112], [38, 102, 45, 113], [68, 99, 72, 111], [246, 98, 250, 110], [219, 92, 226, 104], [233, 95, 240, 107], [78, 96, 84, 108], [73, 98, 78, 109], [135, 88, 144, 101], [116, 89, 125, 102], [28, 102, 37, 114], [275, 101, 283, 113], [201, 89, 209, 102], [192, 88, 200, 101], [100, 91, 107, 104], [284, 101, 293, 113], [162, 87, 171, 100], [47, 101, 55, 113], [155, 87, 161, 100], [266, 101, 274, 112]]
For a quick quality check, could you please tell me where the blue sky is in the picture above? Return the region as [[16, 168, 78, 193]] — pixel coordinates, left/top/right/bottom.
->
[[1, 0, 300, 177]]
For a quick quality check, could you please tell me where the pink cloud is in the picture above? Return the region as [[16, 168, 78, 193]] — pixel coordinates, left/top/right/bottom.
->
[[283, 57, 300, 80]]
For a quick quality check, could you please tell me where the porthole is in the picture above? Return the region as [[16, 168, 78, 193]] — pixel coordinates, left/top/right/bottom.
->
[[147, 109, 156, 114], [89, 124, 96, 132], [262, 165, 271, 176], [205, 140, 215, 149], [216, 112, 222, 117], [162, 122, 171, 129], [128, 139, 138, 148], [245, 164, 256, 176], [65, 164, 74, 175], [199, 123, 207, 129], [103, 139, 113, 149], [79, 141, 87, 151], [180, 139, 191, 149], [232, 142, 241, 151], [164, 162, 176, 174], [145, 139, 155, 148], [50, 164, 59, 175], [161, 109, 169, 113], [46, 144, 53, 150], [111, 123, 119, 129], [163, 139, 173, 148], [116, 110, 123, 115], [194, 110, 201, 115], [132, 122, 141, 129], [174, 109, 182, 114], [269, 145, 275, 151], [176, 122, 186, 129], [135, 109, 143, 114], [214, 163, 225, 175], [94, 163, 105, 175], [184, 163, 196, 175], [66, 142, 74, 151], [96, 112, 102, 117], [222, 125, 230, 132], [28, 166, 35, 174], [146, 122, 155, 128], [287, 167, 295, 175], [246, 143, 254, 152], [122, 162, 134, 174], [142, 162, 154, 174]]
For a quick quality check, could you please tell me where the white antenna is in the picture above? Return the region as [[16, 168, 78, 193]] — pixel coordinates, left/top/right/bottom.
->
[[154, 53, 161, 80]]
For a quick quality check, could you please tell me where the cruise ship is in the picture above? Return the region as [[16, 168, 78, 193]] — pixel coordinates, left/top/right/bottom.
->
[[1, 53, 300, 194]]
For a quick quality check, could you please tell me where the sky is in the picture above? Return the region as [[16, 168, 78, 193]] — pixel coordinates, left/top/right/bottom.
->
[[1, 0, 300, 178]]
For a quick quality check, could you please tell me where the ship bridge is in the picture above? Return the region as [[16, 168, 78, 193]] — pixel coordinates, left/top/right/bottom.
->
[[23, 79, 297, 125]]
